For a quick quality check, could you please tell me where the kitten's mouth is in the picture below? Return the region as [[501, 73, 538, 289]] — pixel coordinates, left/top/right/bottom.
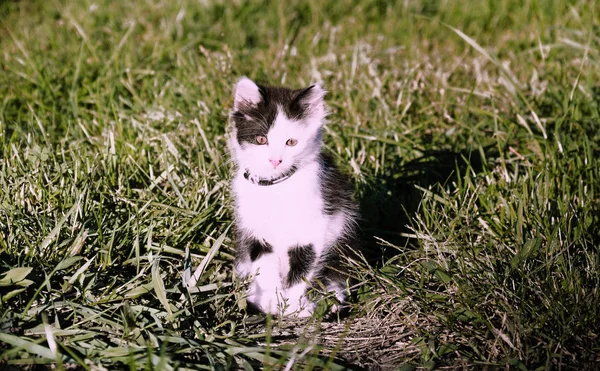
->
[[243, 166, 298, 186]]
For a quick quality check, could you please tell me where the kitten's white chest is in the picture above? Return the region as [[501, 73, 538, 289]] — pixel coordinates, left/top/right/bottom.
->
[[233, 168, 325, 250]]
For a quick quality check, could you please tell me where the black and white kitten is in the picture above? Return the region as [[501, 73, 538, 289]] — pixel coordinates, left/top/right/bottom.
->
[[228, 77, 358, 317]]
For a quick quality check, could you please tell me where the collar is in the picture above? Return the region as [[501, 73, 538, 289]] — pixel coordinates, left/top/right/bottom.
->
[[243, 166, 298, 186]]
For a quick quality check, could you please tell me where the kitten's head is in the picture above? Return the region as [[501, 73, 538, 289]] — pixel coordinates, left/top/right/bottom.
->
[[228, 77, 327, 179]]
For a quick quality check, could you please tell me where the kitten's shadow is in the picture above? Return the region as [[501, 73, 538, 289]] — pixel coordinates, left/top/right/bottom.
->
[[355, 145, 494, 264]]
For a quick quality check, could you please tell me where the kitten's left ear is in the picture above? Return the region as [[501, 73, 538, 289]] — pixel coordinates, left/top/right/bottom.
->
[[293, 84, 327, 120], [234, 77, 262, 110]]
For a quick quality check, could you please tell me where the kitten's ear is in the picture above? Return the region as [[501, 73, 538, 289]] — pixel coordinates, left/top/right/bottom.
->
[[234, 77, 262, 110], [293, 84, 327, 120]]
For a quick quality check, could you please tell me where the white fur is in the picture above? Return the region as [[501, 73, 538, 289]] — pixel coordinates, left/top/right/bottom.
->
[[233, 162, 333, 316]]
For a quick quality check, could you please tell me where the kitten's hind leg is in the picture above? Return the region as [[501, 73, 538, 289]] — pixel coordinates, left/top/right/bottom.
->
[[310, 251, 350, 315], [283, 244, 317, 317], [325, 280, 348, 313]]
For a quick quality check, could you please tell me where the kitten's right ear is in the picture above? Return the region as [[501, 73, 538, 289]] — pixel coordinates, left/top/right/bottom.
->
[[234, 77, 262, 110]]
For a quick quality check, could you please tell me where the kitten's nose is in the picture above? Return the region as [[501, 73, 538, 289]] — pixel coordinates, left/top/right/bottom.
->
[[269, 159, 282, 167]]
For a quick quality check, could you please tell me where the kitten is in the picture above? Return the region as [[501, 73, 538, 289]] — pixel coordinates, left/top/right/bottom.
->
[[228, 77, 358, 317]]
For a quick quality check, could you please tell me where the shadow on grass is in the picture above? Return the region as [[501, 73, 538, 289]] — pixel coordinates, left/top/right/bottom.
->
[[356, 145, 496, 264]]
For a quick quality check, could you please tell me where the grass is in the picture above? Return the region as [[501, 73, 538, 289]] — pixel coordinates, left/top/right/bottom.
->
[[1, 0, 599, 369]]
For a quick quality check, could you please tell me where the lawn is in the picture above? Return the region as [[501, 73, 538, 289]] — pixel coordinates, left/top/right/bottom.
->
[[1, 0, 599, 369]]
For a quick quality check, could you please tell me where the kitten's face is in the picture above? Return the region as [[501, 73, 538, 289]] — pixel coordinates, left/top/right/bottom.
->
[[229, 78, 327, 178]]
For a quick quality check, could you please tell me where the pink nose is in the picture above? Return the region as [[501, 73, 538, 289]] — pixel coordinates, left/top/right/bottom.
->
[[269, 159, 282, 167]]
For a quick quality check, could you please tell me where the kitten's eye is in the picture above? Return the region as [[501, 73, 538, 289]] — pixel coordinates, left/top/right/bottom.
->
[[286, 138, 298, 146], [256, 135, 268, 145]]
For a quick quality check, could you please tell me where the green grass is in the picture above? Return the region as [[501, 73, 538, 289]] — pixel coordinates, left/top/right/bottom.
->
[[1, 0, 599, 369]]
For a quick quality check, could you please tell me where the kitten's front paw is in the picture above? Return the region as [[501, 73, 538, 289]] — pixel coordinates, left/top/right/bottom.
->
[[248, 290, 283, 316], [234, 260, 254, 279], [283, 297, 315, 318]]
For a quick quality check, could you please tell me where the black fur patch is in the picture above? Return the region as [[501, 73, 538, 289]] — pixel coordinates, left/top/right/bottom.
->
[[248, 239, 273, 262], [319, 152, 358, 216], [286, 244, 316, 287], [232, 83, 317, 145], [234, 231, 273, 268]]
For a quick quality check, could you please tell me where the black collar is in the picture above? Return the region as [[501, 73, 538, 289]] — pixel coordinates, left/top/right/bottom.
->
[[243, 166, 298, 186]]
